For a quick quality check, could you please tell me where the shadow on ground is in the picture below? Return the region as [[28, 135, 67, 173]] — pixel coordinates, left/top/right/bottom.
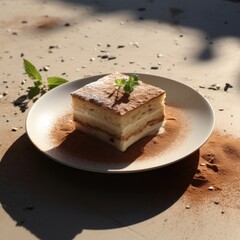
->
[[0, 133, 199, 240], [51, 0, 240, 61]]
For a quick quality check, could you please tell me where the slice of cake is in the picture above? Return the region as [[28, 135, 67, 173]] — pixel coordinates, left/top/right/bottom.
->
[[71, 73, 166, 152]]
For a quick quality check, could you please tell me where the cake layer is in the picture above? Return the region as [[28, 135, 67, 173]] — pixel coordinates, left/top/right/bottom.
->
[[73, 113, 165, 141], [75, 119, 165, 152]]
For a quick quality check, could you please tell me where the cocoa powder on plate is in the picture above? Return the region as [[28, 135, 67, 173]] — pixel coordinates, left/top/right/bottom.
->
[[50, 105, 187, 163]]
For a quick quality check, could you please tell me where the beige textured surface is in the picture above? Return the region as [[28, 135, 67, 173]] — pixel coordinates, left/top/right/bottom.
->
[[0, 0, 240, 239]]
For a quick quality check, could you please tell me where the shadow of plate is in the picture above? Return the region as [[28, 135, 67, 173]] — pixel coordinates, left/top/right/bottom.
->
[[0, 133, 199, 240]]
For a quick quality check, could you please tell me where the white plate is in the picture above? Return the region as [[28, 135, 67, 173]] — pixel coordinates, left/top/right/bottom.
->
[[26, 73, 214, 173]]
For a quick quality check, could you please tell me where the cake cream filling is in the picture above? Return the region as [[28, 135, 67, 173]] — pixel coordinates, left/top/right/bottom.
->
[[74, 118, 165, 152], [73, 107, 164, 138]]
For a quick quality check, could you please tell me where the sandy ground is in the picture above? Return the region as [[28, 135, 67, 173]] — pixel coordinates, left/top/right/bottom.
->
[[0, 0, 240, 239]]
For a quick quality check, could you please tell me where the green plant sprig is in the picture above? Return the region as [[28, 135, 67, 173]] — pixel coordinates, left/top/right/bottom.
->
[[23, 59, 68, 99], [115, 74, 139, 94]]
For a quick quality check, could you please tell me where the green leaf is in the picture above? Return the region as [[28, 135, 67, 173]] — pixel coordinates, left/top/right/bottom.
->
[[23, 59, 42, 81], [131, 80, 139, 87], [129, 75, 139, 84], [115, 74, 139, 94], [124, 84, 134, 93], [28, 86, 40, 99], [47, 77, 68, 90], [132, 74, 138, 81], [34, 80, 42, 87], [115, 79, 126, 87]]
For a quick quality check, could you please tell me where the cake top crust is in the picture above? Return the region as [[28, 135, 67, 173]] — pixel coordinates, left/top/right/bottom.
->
[[71, 73, 165, 115]]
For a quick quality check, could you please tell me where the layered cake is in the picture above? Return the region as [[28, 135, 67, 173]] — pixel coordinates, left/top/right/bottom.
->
[[71, 73, 166, 151]]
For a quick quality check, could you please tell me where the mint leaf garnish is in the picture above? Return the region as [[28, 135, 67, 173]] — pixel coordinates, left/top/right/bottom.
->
[[115, 74, 139, 94], [28, 86, 41, 99], [34, 80, 42, 88], [115, 79, 126, 87], [47, 77, 68, 90], [123, 84, 133, 93], [19, 59, 69, 111], [23, 59, 42, 81], [128, 74, 139, 87]]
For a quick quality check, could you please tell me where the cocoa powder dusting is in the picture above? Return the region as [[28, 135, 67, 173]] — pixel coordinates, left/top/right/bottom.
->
[[186, 131, 240, 208], [49, 105, 186, 164]]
